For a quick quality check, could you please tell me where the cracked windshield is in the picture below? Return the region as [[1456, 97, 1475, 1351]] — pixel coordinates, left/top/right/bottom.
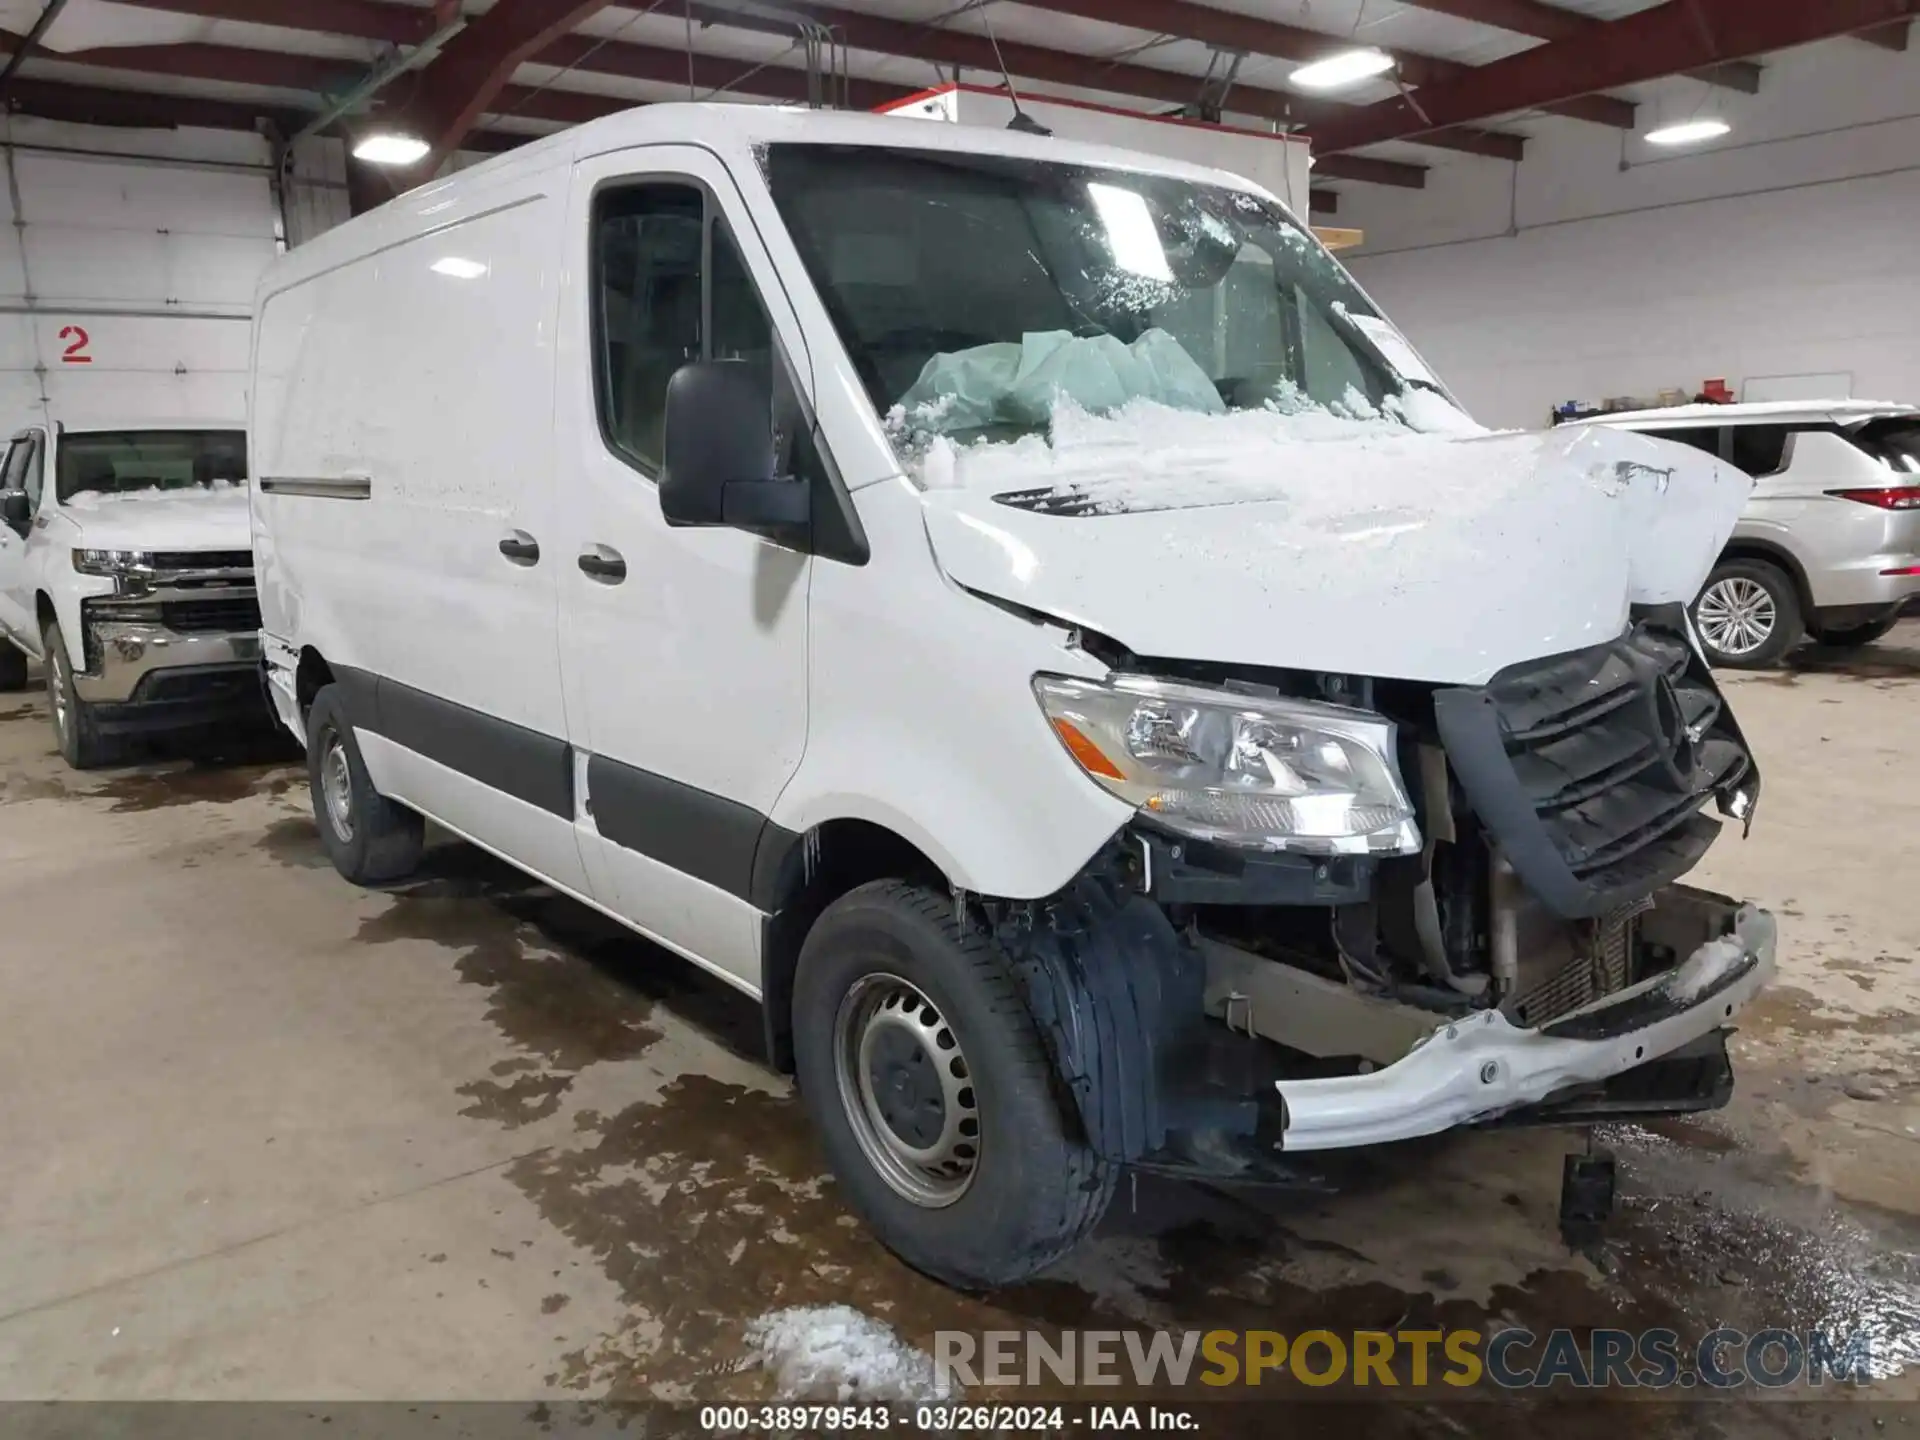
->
[[763, 142, 1467, 457]]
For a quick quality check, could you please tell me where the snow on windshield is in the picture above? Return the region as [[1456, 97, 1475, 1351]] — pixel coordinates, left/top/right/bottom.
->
[[891, 328, 1225, 434], [766, 144, 1479, 466], [902, 390, 1493, 518]]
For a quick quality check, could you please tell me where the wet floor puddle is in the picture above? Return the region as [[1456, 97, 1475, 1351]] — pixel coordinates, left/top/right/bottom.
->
[[300, 831, 1920, 1417]]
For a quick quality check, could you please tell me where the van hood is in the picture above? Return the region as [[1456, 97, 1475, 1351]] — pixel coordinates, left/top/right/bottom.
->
[[915, 407, 1751, 686], [54, 482, 252, 554]]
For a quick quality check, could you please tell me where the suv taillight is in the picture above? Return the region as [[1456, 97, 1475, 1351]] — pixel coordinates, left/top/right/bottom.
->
[[1828, 486, 1920, 510]]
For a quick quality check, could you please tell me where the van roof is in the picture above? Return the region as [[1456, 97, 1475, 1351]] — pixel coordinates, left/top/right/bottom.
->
[[1579, 399, 1918, 430], [262, 102, 1292, 298]]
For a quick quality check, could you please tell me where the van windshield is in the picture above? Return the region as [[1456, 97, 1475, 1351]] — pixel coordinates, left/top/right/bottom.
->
[[762, 143, 1461, 448], [57, 429, 248, 503]]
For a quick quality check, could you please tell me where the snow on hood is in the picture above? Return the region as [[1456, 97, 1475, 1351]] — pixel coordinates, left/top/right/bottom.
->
[[56, 481, 253, 552], [914, 402, 1751, 685]]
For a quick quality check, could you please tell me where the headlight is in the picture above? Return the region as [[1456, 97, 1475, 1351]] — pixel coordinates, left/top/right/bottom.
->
[[1034, 674, 1420, 856], [73, 548, 153, 577]]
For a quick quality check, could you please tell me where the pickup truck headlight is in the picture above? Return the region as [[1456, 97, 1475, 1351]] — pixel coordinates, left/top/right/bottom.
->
[[1034, 674, 1420, 856], [73, 548, 153, 577]]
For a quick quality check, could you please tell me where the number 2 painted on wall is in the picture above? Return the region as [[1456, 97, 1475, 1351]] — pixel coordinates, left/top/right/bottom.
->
[[59, 325, 92, 365]]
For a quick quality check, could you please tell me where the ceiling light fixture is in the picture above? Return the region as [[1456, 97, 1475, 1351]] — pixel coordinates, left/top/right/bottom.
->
[[1645, 118, 1732, 147], [353, 133, 430, 166], [1290, 48, 1395, 91]]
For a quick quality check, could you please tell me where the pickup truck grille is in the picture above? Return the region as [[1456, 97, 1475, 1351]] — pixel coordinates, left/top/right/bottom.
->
[[161, 597, 262, 633], [1434, 609, 1759, 919], [147, 550, 253, 572]]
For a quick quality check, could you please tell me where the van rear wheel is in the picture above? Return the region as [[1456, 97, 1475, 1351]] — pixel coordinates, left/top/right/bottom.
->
[[305, 684, 424, 885], [792, 879, 1115, 1290]]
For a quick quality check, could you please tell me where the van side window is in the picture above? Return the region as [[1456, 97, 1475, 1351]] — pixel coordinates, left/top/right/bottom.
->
[[1727, 424, 1792, 477], [592, 183, 819, 485], [595, 184, 704, 475], [1645, 427, 1724, 459]]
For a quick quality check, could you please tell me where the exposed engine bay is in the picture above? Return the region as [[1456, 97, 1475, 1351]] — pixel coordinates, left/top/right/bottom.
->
[[986, 605, 1773, 1178], [1102, 604, 1762, 1040]]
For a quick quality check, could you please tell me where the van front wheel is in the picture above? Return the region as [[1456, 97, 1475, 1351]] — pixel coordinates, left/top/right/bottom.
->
[[792, 879, 1115, 1290], [305, 684, 424, 885]]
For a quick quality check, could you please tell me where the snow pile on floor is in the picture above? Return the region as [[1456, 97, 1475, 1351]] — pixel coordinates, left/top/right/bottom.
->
[[743, 1305, 954, 1401]]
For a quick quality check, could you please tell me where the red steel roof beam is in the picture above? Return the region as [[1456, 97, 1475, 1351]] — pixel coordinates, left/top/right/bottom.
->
[[1011, 0, 1641, 125], [1312, 0, 1920, 153], [405, 0, 617, 164], [1393, 0, 1761, 90]]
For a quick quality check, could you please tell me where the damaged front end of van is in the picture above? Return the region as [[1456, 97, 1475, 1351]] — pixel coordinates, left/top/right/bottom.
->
[[915, 415, 1775, 1182]]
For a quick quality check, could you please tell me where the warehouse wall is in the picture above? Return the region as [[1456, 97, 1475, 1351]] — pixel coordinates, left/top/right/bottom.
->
[[0, 118, 285, 427], [1336, 37, 1920, 430]]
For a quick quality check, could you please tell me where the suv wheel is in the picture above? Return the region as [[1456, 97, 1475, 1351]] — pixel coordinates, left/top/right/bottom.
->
[[792, 879, 1115, 1290], [305, 683, 424, 884], [1692, 560, 1804, 669], [42, 622, 117, 768], [0, 639, 26, 692]]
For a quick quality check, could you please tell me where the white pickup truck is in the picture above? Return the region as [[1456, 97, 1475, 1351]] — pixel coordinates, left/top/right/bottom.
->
[[0, 419, 264, 767]]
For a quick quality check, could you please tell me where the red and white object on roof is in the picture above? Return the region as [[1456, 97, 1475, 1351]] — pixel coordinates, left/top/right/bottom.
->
[[875, 84, 1314, 219]]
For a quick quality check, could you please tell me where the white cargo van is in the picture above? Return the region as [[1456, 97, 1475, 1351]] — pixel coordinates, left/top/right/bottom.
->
[[251, 105, 1777, 1288]]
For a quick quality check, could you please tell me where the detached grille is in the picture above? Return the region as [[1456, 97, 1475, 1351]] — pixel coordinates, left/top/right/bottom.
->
[[1435, 610, 1758, 919], [160, 597, 262, 633]]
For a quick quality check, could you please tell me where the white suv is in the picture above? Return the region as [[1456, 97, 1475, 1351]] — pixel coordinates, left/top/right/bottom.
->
[[0, 421, 263, 767], [1583, 401, 1920, 667], [248, 105, 1779, 1288]]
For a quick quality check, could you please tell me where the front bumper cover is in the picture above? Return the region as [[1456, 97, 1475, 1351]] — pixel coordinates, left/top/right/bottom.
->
[[74, 621, 261, 705], [1274, 904, 1777, 1151]]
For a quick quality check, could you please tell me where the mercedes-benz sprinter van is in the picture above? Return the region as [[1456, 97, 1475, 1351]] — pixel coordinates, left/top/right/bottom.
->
[[251, 105, 1776, 1289]]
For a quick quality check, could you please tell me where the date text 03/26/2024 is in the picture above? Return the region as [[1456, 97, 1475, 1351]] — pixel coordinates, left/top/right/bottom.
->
[[697, 1405, 1197, 1432]]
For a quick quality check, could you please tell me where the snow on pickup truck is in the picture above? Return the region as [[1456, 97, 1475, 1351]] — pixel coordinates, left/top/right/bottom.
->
[[0, 421, 264, 768]]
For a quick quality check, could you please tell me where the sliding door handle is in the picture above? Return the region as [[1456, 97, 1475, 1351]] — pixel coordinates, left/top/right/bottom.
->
[[498, 531, 540, 565], [577, 545, 627, 584]]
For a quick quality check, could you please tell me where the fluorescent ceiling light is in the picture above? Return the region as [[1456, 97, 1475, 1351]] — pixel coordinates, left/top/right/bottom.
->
[[430, 256, 487, 280], [1087, 182, 1171, 282], [1645, 118, 1731, 147], [1290, 48, 1395, 91], [353, 133, 429, 166]]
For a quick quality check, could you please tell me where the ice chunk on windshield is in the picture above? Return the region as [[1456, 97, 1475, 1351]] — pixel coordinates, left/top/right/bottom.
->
[[895, 328, 1224, 437]]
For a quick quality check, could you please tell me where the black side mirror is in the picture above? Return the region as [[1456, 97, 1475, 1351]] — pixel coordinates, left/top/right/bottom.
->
[[0, 491, 28, 531], [660, 361, 809, 541]]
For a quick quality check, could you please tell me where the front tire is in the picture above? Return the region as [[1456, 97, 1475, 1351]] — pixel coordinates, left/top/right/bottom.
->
[[305, 683, 424, 885], [1692, 560, 1804, 669], [792, 880, 1115, 1290], [42, 622, 116, 769], [0, 639, 26, 692], [1810, 614, 1901, 650]]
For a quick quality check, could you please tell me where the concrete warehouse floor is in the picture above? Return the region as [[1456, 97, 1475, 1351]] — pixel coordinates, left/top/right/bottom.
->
[[0, 629, 1916, 1437]]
